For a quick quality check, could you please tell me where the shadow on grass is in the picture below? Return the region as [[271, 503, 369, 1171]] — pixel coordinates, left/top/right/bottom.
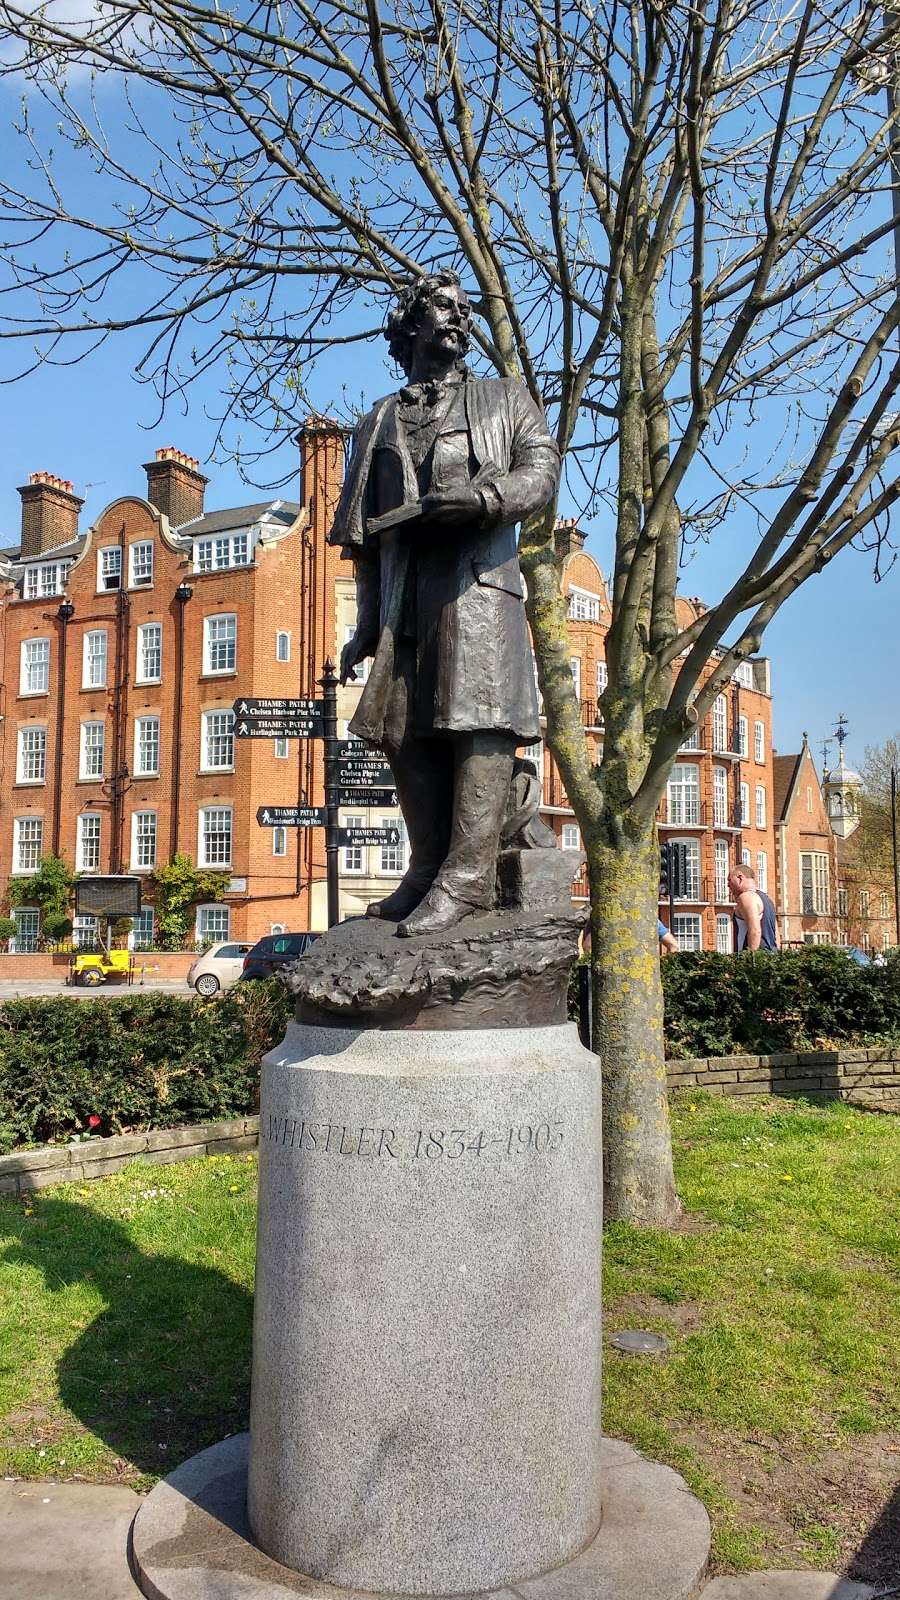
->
[[0, 1195, 253, 1477]]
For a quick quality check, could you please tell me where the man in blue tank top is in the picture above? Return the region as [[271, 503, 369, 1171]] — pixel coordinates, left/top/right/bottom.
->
[[727, 864, 779, 951]]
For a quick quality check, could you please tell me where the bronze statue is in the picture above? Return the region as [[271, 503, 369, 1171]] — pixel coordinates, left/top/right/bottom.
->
[[331, 270, 560, 936]]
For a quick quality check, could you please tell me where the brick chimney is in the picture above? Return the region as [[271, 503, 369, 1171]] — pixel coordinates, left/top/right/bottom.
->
[[17, 472, 83, 559], [554, 516, 586, 559], [144, 447, 208, 527]]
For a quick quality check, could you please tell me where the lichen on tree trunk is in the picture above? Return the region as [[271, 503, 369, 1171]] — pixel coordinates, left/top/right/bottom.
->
[[590, 831, 681, 1228]]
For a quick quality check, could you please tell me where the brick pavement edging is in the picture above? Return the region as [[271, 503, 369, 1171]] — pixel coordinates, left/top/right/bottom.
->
[[0, 1115, 260, 1196], [666, 1045, 900, 1105]]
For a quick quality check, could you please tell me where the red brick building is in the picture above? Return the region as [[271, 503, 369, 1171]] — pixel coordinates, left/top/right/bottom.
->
[[0, 431, 345, 948], [536, 524, 777, 950]]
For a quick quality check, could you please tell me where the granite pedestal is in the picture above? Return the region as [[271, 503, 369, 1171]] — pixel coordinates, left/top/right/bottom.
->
[[247, 1021, 603, 1595]]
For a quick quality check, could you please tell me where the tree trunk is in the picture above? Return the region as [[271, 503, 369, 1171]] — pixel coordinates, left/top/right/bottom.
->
[[590, 826, 681, 1227]]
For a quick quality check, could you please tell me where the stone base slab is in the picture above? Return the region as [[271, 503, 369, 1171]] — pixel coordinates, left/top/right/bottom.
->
[[131, 1433, 711, 1600]]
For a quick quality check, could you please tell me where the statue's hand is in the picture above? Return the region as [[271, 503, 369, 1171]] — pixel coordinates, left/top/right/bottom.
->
[[421, 486, 485, 526], [340, 633, 376, 686]]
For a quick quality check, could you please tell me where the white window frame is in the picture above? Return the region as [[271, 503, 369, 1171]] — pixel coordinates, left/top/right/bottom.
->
[[10, 906, 40, 951], [134, 715, 161, 778], [76, 812, 102, 873], [522, 739, 544, 786], [342, 624, 370, 685], [131, 810, 158, 871], [130, 906, 155, 950], [756, 850, 768, 893], [79, 720, 105, 780], [837, 887, 849, 917], [83, 630, 108, 689], [272, 826, 288, 857], [800, 851, 830, 916], [715, 913, 733, 953], [673, 913, 702, 952], [714, 839, 729, 903], [667, 764, 700, 826], [129, 541, 154, 588], [596, 661, 608, 698], [136, 622, 162, 684], [713, 764, 729, 827], [754, 720, 765, 763], [201, 709, 235, 773], [97, 546, 122, 592], [24, 562, 69, 599], [73, 914, 99, 950], [570, 657, 581, 699], [741, 846, 752, 867], [712, 694, 728, 752], [755, 784, 766, 829], [198, 805, 233, 868], [275, 630, 291, 663], [195, 533, 250, 573], [196, 904, 231, 945], [562, 824, 581, 850], [203, 614, 237, 675], [378, 816, 408, 876], [880, 891, 890, 919], [568, 587, 601, 622], [342, 813, 365, 874], [740, 781, 750, 827], [13, 815, 44, 873], [738, 715, 749, 759], [20, 637, 50, 695], [274, 737, 289, 760], [16, 725, 47, 784], [860, 888, 870, 917]]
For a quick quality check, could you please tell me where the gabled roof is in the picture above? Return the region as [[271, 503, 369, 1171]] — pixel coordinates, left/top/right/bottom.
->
[[176, 500, 300, 538], [773, 752, 802, 823]]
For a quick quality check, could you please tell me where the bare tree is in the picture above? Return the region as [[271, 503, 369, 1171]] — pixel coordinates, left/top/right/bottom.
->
[[2, 0, 899, 1223]]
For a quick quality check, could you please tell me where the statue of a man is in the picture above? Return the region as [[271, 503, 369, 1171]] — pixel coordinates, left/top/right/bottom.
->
[[330, 270, 560, 936]]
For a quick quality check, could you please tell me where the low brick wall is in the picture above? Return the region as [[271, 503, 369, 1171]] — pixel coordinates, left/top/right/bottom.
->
[[0, 1115, 260, 1195], [0, 951, 194, 982], [666, 1046, 900, 1105]]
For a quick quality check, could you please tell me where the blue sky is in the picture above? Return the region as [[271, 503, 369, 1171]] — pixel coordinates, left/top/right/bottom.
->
[[1, 327, 897, 776]]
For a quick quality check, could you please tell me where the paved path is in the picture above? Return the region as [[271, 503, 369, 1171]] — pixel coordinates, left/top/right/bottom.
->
[[0, 1479, 894, 1600], [0, 1480, 143, 1598], [0, 978, 190, 999]]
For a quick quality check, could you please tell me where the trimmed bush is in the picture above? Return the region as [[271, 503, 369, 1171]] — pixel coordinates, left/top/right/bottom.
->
[[0, 979, 292, 1152], [662, 945, 900, 1058]]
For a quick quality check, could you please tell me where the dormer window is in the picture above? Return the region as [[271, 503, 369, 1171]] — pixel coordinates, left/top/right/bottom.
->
[[568, 587, 602, 622], [98, 546, 122, 591], [195, 532, 250, 572], [23, 561, 70, 599]]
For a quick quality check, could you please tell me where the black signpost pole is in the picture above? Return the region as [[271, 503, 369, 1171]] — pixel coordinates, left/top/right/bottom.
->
[[320, 660, 340, 929]]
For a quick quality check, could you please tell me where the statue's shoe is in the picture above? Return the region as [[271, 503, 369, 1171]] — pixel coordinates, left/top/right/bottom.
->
[[365, 880, 429, 921], [397, 883, 486, 939]]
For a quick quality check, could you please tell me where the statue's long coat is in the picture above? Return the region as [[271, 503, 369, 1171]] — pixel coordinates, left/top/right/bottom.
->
[[327, 374, 560, 744]]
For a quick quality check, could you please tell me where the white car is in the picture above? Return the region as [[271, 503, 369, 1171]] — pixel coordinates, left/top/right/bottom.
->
[[187, 941, 254, 997]]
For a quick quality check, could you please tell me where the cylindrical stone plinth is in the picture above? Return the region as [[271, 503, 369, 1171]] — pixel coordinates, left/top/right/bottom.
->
[[247, 1021, 603, 1596]]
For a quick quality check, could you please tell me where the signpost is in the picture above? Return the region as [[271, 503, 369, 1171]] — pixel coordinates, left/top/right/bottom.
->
[[256, 806, 327, 828], [241, 672, 399, 929], [338, 825, 402, 848]]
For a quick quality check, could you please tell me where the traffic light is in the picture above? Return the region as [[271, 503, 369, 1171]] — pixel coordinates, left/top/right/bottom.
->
[[660, 842, 670, 898]]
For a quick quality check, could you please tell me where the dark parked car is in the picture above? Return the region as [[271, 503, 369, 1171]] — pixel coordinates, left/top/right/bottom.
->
[[241, 931, 321, 981]]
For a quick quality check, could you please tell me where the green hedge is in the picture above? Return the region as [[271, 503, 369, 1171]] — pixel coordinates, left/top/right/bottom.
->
[[661, 946, 900, 1059], [0, 980, 293, 1154]]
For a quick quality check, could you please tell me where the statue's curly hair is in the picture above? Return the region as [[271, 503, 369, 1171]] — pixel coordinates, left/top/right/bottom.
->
[[384, 269, 471, 375]]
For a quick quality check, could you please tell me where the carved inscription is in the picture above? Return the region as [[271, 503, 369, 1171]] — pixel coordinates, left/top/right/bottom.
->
[[261, 1113, 564, 1162]]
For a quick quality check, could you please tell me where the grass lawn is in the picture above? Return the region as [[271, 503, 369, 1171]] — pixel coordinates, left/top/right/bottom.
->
[[0, 1095, 898, 1583]]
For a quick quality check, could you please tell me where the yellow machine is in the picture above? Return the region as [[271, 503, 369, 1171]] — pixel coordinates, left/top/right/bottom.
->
[[70, 946, 134, 987]]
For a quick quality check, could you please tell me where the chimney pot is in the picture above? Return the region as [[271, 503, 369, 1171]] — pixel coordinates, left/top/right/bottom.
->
[[554, 516, 587, 557]]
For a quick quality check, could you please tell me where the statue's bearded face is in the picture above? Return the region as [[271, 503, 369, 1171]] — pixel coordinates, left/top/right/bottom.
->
[[411, 281, 472, 365]]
